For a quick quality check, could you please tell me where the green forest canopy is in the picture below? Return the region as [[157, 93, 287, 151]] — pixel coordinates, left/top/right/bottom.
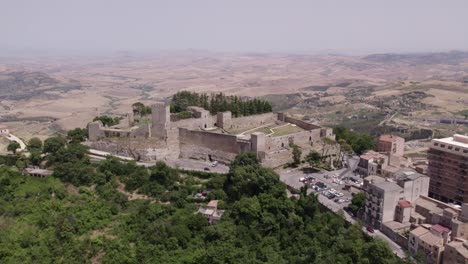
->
[[333, 126, 376, 155], [0, 134, 407, 263], [170, 91, 273, 117]]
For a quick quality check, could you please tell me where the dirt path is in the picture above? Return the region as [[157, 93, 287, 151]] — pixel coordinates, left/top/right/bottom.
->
[[3, 133, 26, 151]]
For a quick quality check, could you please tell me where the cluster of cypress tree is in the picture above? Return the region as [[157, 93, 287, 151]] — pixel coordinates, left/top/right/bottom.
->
[[170, 91, 272, 117]]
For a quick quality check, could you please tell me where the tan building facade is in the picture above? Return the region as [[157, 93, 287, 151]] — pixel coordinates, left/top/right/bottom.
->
[[428, 134, 468, 205], [377, 135, 405, 157], [363, 170, 430, 229]]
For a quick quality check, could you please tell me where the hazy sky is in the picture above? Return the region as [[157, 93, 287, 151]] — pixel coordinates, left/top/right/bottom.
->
[[1, 0, 467, 54]]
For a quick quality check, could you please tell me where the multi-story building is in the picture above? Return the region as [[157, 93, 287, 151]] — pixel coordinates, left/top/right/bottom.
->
[[409, 224, 450, 264], [363, 169, 430, 229], [444, 240, 468, 264], [428, 134, 468, 205], [377, 135, 405, 157], [357, 151, 389, 176]]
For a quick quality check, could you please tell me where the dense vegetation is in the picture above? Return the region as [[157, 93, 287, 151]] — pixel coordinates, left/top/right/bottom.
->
[[131, 102, 152, 116], [334, 126, 376, 155], [458, 109, 468, 119], [0, 134, 406, 263], [170, 91, 273, 117], [93, 116, 122, 127]]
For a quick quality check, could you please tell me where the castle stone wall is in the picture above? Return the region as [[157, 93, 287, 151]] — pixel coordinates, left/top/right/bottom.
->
[[179, 128, 241, 163], [284, 116, 321, 130], [229, 113, 276, 132]]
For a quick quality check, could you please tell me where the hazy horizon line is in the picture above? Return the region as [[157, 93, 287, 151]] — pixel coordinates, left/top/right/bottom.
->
[[2, 46, 468, 58]]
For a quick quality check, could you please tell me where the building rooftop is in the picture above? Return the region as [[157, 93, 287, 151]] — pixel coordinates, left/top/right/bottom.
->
[[364, 175, 386, 183], [24, 168, 53, 176], [447, 241, 468, 258], [379, 135, 403, 143], [360, 150, 387, 161], [433, 134, 468, 148], [432, 224, 451, 234], [373, 180, 403, 192], [411, 226, 430, 237], [207, 200, 218, 208], [420, 231, 445, 247], [394, 168, 426, 181]]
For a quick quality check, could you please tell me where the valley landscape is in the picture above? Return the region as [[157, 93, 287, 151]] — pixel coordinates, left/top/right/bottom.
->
[[1, 51, 467, 153]]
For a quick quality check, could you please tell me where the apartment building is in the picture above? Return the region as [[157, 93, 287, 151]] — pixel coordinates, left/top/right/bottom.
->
[[409, 224, 450, 264], [444, 240, 468, 264], [428, 134, 468, 205], [377, 135, 405, 157], [363, 169, 430, 229]]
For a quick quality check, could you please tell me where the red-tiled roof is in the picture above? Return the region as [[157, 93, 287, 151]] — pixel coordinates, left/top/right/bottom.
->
[[398, 200, 411, 208], [360, 151, 386, 160], [432, 224, 451, 233]]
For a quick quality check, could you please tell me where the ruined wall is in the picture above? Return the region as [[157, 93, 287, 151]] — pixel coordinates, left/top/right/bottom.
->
[[129, 124, 151, 138], [320, 128, 335, 139], [170, 115, 217, 130], [88, 122, 105, 141], [284, 116, 321, 130], [266, 130, 321, 152], [229, 113, 276, 132]]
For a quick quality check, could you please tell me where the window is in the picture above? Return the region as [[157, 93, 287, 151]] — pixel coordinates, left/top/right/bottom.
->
[[434, 143, 439, 146], [441, 144, 446, 148], [448, 146, 453, 150], [464, 150, 468, 154], [455, 148, 460, 151]]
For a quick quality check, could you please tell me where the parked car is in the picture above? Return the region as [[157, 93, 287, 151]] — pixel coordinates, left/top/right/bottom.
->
[[211, 161, 218, 167], [204, 167, 210, 171], [299, 177, 306, 182], [366, 226, 375, 233]]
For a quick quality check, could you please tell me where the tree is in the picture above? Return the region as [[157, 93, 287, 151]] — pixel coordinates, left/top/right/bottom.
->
[[458, 109, 468, 119], [132, 102, 145, 115], [229, 152, 260, 168], [27, 137, 42, 152], [7, 142, 20, 154], [93, 116, 120, 127], [291, 144, 302, 166], [334, 126, 375, 155], [43, 136, 67, 154], [305, 150, 321, 167], [349, 192, 366, 215], [67, 128, 88, 143]]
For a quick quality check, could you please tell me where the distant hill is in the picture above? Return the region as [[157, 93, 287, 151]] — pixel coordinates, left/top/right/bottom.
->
[[363, 51, 468, 65], [0, 71, 80, 100]]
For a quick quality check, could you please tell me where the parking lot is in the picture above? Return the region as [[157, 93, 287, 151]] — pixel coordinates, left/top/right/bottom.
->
[[279, 164, 363, 218]]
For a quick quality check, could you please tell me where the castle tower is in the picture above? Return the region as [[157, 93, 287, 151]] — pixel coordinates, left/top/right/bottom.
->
[[88, 121, 104, 141], [216, 111, 232, 130], [151, 102, 170, 139], [251, 132, 266, 159]]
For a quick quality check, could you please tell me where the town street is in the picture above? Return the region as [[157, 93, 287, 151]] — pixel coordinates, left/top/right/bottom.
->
[[278, 157, 406, 258]]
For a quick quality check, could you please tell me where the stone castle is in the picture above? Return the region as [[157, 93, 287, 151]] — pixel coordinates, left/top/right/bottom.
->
[[88, 102, 336, 167]]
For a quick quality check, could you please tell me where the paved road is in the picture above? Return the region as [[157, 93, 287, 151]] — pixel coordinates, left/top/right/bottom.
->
[[279, 165, 406, 258]]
